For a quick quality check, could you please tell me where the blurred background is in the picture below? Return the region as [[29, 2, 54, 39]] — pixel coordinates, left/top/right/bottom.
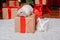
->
[[0, 0, 60, 19]]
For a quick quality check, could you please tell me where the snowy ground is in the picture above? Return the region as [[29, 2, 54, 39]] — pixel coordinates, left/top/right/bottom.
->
[[0, 18, 60, 40]]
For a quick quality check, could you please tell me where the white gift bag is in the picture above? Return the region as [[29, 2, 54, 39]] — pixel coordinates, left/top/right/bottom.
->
[[37, 18, 49, 32]]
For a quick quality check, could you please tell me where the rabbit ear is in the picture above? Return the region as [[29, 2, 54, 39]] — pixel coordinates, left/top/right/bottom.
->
[[17, 8, 22, 14]]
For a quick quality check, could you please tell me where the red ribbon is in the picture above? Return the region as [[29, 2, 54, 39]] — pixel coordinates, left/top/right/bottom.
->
[[34, 0, 42, 24], [34, 0, 42, 18], [8, 7, 11, 19], [3, 6, 21, 8], [39, 0, 42, 6], [46, 6, 52, 14], [34, 6, 42, 18], [14, 0, 16, 6], [39, 0, 42, 18], [20, 17, 26, 33]]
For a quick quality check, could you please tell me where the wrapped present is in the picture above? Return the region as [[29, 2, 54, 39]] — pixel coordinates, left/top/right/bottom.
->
[[8, 1, 19, 6], [15, 14, 35, 33], [2, 6, 21, 19]]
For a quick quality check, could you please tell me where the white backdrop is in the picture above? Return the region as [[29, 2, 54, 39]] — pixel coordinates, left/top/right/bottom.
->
[[0, 18, 60, 40]]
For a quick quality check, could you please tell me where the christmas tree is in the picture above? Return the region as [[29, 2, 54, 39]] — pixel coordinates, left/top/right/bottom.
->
[[26, 0, 34, 7]]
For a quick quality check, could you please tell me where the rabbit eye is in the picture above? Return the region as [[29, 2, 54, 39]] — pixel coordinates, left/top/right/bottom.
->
[[21, 12, 23, 13]]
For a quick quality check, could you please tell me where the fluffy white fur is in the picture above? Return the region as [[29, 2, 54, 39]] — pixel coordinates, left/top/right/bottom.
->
[[17, 5, 33, 17], [37, 18, 49, 32]]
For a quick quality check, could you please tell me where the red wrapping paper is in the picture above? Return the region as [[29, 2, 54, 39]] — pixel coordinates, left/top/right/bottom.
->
[[8, 7, 11, 19]]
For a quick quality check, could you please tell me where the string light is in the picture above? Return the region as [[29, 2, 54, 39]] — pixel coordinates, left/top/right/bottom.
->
[[18, 0, 21, 2]]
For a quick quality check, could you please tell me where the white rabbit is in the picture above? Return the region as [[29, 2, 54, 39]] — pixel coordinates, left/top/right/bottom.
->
[[17, 5, 33, 17], [37, 18, 49, 32]]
